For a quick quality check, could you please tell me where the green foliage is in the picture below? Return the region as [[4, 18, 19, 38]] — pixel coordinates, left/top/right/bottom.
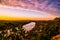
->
[[0, 18, 60, 40]]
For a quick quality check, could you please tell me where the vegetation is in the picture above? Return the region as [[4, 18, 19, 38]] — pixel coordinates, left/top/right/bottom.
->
[[0, 18, 60, 40]]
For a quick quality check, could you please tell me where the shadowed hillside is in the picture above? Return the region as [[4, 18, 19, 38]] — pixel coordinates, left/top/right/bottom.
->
[[0, 17, 60, 40]]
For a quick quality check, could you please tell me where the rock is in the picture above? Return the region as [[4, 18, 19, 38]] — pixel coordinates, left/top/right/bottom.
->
[[22, 22, 36, 32], [51, 34, 60, 40]]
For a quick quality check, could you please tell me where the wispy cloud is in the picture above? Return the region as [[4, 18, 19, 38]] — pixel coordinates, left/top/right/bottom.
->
[[0, 0, 60, 17]]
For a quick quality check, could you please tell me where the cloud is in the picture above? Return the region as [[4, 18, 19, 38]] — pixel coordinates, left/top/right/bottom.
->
[[0, 0, 60, 17]]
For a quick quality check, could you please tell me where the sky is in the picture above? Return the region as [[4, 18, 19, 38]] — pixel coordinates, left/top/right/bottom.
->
[[0, 0, 60, 20]]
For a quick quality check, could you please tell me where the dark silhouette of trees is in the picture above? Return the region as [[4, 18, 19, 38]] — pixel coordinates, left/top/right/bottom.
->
[[0, 17, 60, 40]]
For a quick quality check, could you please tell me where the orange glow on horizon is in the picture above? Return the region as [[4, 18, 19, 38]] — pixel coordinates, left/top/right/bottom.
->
[[0, 4, 55, 21], [0, 16, 54, 20]]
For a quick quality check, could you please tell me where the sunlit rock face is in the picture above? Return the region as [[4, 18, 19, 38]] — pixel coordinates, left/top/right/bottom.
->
[[22, 22, 36, 32], [51, 34, 60, 40]]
